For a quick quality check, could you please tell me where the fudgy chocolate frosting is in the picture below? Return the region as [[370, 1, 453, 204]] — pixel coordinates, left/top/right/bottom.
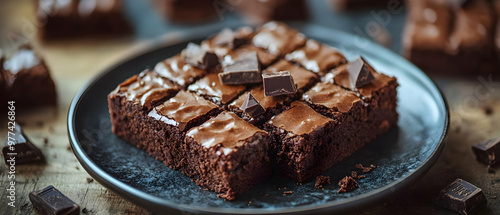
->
[[303, 82, 360, 113], [265, 59, 317, 90], [231, 86, 285, 110], [268, 101, 332, 135], [186, 111, 267, 154], [286, 39, 347, 73], [148, 91, 219, 131], [154, 54, 206, 87], [187, 73, 246, 104], [252, 21, 306, 56], [116, 69, 179, 110]]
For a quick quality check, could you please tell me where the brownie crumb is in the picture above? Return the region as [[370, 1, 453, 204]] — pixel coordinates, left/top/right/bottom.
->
[[67, 145, 72, 151], [315, 175, 331, 189], [358, 175, 366, 179], [43, 138, 49, 146], [76, 166, 80, 170], [283, 191, 293, 195], [86, 177, 94, 183], [354, 163, 364, 169], [82, 208, 88, 213], [351, 171, 358, 178], [355, 163, 376, 173], [338, 176, 358, 193], [484, 106, 493, 115], [370, 164, 377, 169]]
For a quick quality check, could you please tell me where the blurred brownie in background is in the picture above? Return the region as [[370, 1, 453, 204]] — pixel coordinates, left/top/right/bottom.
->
[[36, 0, 132, 40], [328, 0, 396, 11], [0, 50, 6, 106], [1, 45, 57, 110], [234, 0, 308, 24], [151, 0, 218, 23], [403, 0, 497, 76]]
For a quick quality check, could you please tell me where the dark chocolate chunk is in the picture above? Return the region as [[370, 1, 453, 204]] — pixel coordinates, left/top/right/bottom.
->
[[219, 52, 261, 85], [472, 137, 500, 165], [2, 123, 44, 165], [346, 56, 375, 89], [29, 185, 80, 215], [183, 43, 219, 70], [262, 71, 297, 97], [240, 93, 265, 118], [437, 179, 487, 215], [338, 176, 358, 193]]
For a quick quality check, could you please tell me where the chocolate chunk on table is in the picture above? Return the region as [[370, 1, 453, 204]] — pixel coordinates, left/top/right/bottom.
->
[[182, 43, 219, 71], [2, 123, 44, 165], [36, 0, 132, 40], [1, 46, 57, 110], [472, 137, 500, 165], [437, 179, 487, 215], [262, 71, 297, 97], [240, 93, 265, 118], [29, 185, 80, 215], [219, 52, 261, 85], [234, 0, 308, 24]]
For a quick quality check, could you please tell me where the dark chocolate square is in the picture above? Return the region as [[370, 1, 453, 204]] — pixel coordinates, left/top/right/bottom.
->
[[437, 179, 487, 215], [265, 59, 318, 94], [29, 185, 80, 215]]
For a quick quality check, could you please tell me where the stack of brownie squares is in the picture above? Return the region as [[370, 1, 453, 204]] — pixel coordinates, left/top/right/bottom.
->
[[108, 21, 399, 200], [403, 0, 499, 76]]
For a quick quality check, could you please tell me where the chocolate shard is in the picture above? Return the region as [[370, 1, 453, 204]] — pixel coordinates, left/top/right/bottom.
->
[[262, 71, 297, 97], [219, 52, 261, 85], [346, 56, 375, 89], [183, 42, 219, 70], [472, 137, 500, 165], [29, 185, 80, 215], [240, 93, 265, 118], [437, 179, 487, 215], [2, 123, 45, 165]]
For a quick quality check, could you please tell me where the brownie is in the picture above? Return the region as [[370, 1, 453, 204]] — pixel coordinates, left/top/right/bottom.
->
[[264, 59, 319, 96], [403, 0, 498, 76], [229, 86, 287, 125], [144, 90, 221, 168], [153, 54, 206, 89], [187, 73, 246, 106], [107, 69, 180, 150], [234, 0, 309, 24], [252, 21, 307, 57], [36, 0, 132, 40], [328, 0, 395, 11], [184, 111, 271, 200], [201, 27, 254, 59], [151, 0, 217, 23], [285, 39, 347, 74], [264, 101, 337, 182], [1, 46, 57, 110], [223, 45, 279, 68]]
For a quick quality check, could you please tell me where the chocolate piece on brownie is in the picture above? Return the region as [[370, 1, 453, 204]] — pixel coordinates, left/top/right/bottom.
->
[[265, 59, 319, 95], [184, 111, 271, 200], [252, 21, 306, 56], [234, 0, 309, 24], [285, 39, 347, 74], [264, 101, 337, 182], [151, 0, 217, 23], [334, 56, 375, 91], [2, 46, 57, 110], [145, 91, 220, 167], [229, 86, 287, 125], [36, 0, 132, 40], [153, 54, 206, 89], [219, 52, 262, 85], [108, 69, 179, 148], [182, 43, 219, 71], [262, 71, 297, 97], [187, 73, 246, 106], [240, 93, 265, 118]]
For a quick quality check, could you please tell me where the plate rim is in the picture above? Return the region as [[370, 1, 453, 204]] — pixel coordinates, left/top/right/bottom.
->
[[67, 23, 450, 214]]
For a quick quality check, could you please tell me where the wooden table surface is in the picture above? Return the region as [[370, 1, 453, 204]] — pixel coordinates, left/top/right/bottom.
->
[[0, 1, 499, 214]]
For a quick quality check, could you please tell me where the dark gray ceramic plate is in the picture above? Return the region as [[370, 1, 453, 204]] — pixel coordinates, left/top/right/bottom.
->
[[68, 24, 449, 214]]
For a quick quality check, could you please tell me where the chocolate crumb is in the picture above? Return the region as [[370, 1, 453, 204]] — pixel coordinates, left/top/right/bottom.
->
[[354, 164, 364, 169], [362, 167, 372, 173], [86, 178, 94, 183], [283, 191, 293, 195], [315, 175, 331, 189], [76, 166, 80, 170], [67, 145, 72, 151], [358, 175, 366, 179], [338, 176, 358, 193], [370, 164, 376, 169], [82, 207, 88, 213], [43, 138, 49, 146], [351, 171, 358, 178]]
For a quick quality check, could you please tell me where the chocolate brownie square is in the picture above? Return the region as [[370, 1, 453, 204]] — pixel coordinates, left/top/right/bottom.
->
[[264, 101, 337, 182], [234, 0, 309, 24], [252, 21, 306, 56], [264, 59, 319, 95], [201, 27, 254, 57], [184, 111, 271, 200], [187, 73, 246, 106], [36, 0, 132, 40], [1, 46, 57, 110], [145, 90, 221, 168], [285, 39, 347, 74], [229, 86, 287, 125], [107, 69, 180, 149], [153, 54, 206, 89], [151, 0, 217, 23], [223, 45, 279, 68]]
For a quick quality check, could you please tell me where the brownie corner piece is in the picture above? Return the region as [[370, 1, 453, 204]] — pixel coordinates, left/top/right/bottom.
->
[[264, 101, 336, 182], [153, 53, 207, 89], [184, 111, 271, 200]]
